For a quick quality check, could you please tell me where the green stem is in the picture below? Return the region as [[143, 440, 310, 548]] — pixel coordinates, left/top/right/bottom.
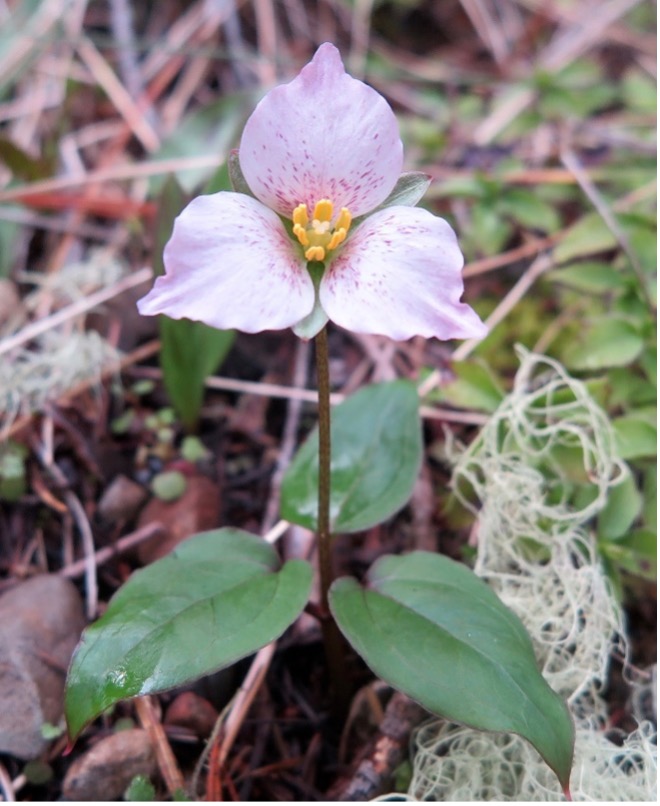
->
[[315, 327, 350, 715]]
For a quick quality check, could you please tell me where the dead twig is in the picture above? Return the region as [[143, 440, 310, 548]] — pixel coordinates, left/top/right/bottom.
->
[[135, 696, 185, 796], [560, 143, 655, 313], [31, 421, 98, 620], [0, 267, 152, 358], [59, 522, 166, 580], [333, 690, 426, 801]]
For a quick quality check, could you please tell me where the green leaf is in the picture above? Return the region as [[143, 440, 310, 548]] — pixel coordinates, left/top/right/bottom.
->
[[228, 150, 256, 197], [642, 465, 656, 532], [554, 212, 618, 264], [65, 529, 312, 739], [150, 470, 187, 502], [0, 135, 52, 180], [563, 318, 644, 371], [498, 188, 561, 233], [469, 201, 513, 255], [372, 172, 431, 211], [612, 414, 657, 460], [23, 761, 53, 786], [329, 552, 574, 789], [281, 381, 422, 533], [600, 529, 656, 581], [0, 440, 27, 501], [597, 470, 642, 541], [153, 176, 235, 430], [433, 360, 504, 413], [124, 775, 155, 802], [548, 261, 627, 294]]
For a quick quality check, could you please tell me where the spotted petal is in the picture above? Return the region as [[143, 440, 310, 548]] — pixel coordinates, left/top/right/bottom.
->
[[239, 43, 403, 219], [319, 207, 488, 341], [138, 193, 314, 333]]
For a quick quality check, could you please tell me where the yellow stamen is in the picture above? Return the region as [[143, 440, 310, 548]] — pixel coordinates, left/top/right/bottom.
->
[[291, 199, 352, 262], [327, 229, 346, 251], [293, 204, 309, 228], [305, 245, 326, 261], [293, 223, 309, 246], [313, 199, 333, 222], [335, 207, 352, 231]]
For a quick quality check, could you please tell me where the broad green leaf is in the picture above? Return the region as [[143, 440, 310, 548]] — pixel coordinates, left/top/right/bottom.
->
[[642, 465, 656, 532], [563, 318, 643, 371], [598, 470, 642, 541], [159, 317, 235, 431], [548, 261, 626, 294], [607, 367, 657, 408], [640, 346, 657, 385], [65, 529, 312, 739], [330, 552, 574, 789], [281, 381, 422, 533], [554, 212, 618, 264], [469, 201, 513, 255], [433, 360, 504, 413], [153, 176, 235, 430], [612, 414, 657, 460], [498, 188, 561, 233], [622, 69, 656, 114], [555, 211, 657, 273]]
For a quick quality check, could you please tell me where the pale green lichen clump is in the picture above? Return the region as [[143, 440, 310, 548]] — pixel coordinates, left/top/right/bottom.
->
[[1, 250, 122, 434], [406, 350, 656, 802]]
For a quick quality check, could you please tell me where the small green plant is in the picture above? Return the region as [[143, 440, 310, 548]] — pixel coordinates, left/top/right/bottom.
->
[[65, 44, 574, 795]]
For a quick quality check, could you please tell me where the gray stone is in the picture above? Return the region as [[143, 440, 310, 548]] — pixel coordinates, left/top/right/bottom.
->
[[62, 728, 156, 801], [0, 575, 86, 759], [97, 474, 148, 522]]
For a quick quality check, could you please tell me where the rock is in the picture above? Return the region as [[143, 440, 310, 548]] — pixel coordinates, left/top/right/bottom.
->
[[97, 474, 148, 522], [0, 575, 86, 759], [136, 474, 220, 564], [62, 728, 156, 800], [165, 691, 218, 738]]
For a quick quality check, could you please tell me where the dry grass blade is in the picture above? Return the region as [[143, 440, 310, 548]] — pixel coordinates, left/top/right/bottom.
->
[[76, 37, 160, 152], [0, 267, 152, 357], [474, 0, 645, 144]]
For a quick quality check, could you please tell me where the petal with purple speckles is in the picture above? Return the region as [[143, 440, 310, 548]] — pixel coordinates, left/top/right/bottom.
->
[[239, 43, 403, 219], [319, 207, 488, 341], [138, 192, 314, 333]]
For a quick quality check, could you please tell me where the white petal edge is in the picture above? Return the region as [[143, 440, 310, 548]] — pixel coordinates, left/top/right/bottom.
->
[[319, 207, 488, 342], [239, 42, 403, 219], [138, 192, 314, 333]]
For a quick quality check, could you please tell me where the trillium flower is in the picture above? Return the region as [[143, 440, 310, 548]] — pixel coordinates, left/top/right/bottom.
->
[[138, 43, 487, 342]]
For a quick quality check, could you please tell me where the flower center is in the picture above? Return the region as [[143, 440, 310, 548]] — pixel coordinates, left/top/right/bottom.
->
[[292, 199, 352, 262]]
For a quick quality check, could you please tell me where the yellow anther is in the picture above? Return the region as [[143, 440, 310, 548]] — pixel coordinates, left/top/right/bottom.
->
[[335, 207, 352, 231], [291, 199, 352, 262], [327, 229, 347, 251], [305, 246, 326, 262], [293, 204, 309, 228], [293, 223, 309, 246], [313, 199, 333, 222]]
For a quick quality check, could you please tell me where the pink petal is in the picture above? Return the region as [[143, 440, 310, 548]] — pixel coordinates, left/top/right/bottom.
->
[[239, 43, 403, 219], [319, 207, 488, 341], [138, 193, 314, 333]]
